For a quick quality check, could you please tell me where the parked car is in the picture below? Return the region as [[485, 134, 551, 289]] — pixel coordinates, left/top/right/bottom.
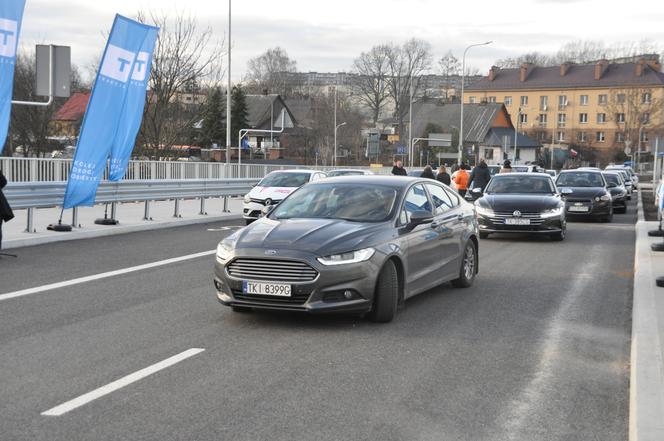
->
[[242, 170, 327, 224], [474, 173, 566, 240], [512, 165, 545, 173], [545, 169, 557, 178], [613, 169, 633, 199], [556, 170, 613, 222], [215, 176, 480, 322], [326, 169, 374, 177], [606, 165, 638, 189], [602, 171, 628, 213], [407, 169, 436, 178]]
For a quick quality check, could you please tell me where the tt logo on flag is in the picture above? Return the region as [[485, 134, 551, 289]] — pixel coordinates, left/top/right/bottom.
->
[[131, 52, 149, 82], [0, 18, 18, 58], [100, 44, 136, 83]]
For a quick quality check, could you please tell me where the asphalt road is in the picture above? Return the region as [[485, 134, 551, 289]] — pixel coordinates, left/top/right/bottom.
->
[[0, 201, 636, 441]]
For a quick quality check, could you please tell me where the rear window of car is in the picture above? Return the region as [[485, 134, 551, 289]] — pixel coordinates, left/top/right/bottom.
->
[[556, 172, 605, 188]]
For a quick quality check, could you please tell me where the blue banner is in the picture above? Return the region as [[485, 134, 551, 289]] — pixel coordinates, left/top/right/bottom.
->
[[64, 15, 157, 208], [108, 26, 158, 181], [0, 0, 26, 150]]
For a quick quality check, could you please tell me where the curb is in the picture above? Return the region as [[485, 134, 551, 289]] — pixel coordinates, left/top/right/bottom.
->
[[2, 214, 244, 250], [629, 190, 664, 441]]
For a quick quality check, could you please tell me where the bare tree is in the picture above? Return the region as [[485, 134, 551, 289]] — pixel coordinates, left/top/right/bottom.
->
[[136, 10, 222, 156], [386, 39, 432, 137], [351, 44, 390, 124], [438, 51, 460, 101], [245, 47, 297, 96]]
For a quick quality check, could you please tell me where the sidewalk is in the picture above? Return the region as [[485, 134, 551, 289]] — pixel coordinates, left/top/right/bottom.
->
[[1, 197, 244, 250], [630, 188, 664, 441]]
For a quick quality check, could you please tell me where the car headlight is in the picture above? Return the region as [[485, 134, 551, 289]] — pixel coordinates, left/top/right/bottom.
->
[[317, 248, 375, 266], [540, 206, 564, 218], [243, 194, 251, 204], [595, 194, 611, 202], [216, 239, 236, 262], [474, 204, 494, 217]]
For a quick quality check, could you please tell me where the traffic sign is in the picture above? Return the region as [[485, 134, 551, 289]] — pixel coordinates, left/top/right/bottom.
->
[[396, 145, 407, 155], [624, 146, 631, 155], [388, 134, 400, 143]]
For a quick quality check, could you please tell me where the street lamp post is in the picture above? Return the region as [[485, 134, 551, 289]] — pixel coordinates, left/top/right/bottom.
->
[[225, 0, 232, 170], [334, 121, 347, 166], [408, 78, 414, 167], [458, 41, 492, 166]]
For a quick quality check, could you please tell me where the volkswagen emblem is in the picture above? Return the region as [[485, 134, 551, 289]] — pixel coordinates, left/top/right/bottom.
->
[[513, 210, 522, 218], [265, 249, 278, 256], [264, 198, 273, 206]]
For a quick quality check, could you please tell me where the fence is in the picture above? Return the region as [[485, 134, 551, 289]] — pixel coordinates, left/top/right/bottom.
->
[[0, 157, 393, 182]]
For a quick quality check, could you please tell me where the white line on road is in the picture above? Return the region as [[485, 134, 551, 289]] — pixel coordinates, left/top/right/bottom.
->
[[0, 250, 215, 302], [42, 348, 205, 416]]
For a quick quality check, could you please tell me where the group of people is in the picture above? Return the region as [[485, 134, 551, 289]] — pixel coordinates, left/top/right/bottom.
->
[[391, 158, 517, 197]]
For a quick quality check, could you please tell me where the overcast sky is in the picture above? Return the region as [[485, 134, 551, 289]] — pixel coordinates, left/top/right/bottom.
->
[[19, 0, 664, 82]]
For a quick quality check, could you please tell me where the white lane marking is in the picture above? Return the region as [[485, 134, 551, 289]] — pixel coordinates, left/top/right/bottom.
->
[[0, 250, 215, 303], [42, 348, 205, 417]]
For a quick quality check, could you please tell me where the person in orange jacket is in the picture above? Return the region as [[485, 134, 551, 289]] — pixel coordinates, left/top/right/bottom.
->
[[453, 164, 470, 197]]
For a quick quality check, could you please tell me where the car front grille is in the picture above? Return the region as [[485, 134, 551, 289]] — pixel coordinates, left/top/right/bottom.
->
[[227, 259, 319, 283], [487, 211, 545, 226], [250, 198, 283, 206], [231, 290, 312, 305]]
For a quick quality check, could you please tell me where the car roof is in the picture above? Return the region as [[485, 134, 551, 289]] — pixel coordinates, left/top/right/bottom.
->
[[492, 172, 551, 177], [559, 169, 602, 174], [315, 175, 436, 188], [267, 169, 319, 175]]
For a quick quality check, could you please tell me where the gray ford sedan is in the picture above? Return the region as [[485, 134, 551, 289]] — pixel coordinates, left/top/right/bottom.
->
[[213, 176, 479, 322]]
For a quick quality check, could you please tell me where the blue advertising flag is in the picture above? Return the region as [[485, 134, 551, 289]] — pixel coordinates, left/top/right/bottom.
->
[[63, 15, 157, 209], [108, 26, 158, 181], [0, 0, 26, 149]]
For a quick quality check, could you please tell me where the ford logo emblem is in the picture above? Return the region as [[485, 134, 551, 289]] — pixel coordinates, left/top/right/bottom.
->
[[513, 210, 522, 217], [265, 249, 278, 256]]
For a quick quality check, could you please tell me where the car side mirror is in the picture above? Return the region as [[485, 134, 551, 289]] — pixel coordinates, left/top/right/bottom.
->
[[607, 182, 617, 188], [472, 188, 483, 194], [408, 210, 434, 228]]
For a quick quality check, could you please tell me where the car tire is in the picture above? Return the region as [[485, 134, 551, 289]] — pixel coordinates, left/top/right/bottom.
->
[[452, 240, 477, 288], [618, 206, 627, 214], [479, 232, 490, 239], [550, 228, 566, 241], [602, 212, 613, 223], [231, 305, 253, 313], [367, 260, 399, 323]]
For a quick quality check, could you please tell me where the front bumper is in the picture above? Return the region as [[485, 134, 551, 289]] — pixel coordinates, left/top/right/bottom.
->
[[477, 214, 564, 234], [564, 199, 611, 219], [242, 201, 264, 220], [213, 249, 382, 313]]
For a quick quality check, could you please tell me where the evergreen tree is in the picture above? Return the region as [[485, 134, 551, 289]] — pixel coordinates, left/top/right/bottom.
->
[[231, 85, 249, 146], [201, 88, 226, 147]]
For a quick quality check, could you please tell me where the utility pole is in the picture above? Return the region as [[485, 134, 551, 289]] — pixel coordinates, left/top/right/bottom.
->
[[225, 0, 232, 170]]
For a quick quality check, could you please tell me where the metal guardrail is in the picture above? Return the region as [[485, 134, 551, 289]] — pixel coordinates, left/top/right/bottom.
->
[[4, 178, 259, 233]]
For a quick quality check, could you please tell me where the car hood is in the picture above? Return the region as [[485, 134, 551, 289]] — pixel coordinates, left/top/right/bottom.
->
[[557, 187, 607, 199], [248, 186, 298, 201], [235, 217, 388, 255], [480, 194, 561, 212]]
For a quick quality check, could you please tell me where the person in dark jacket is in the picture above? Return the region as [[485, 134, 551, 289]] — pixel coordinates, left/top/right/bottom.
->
[[436, 165, 451, 185], [500, 159, 513, 173], [391, 159, 407, 176], [0, 170, 15, 251], [420, 165, 436, 180], [468, 159, 492, 192]]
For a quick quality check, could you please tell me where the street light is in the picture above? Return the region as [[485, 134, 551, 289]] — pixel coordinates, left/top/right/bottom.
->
[[458, 41, 492, 165], [334, 122, 347, 166], [225, 0, 232, 168]]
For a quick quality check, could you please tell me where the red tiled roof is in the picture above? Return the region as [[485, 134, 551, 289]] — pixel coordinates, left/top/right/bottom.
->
[[53, 92, 90, 121]]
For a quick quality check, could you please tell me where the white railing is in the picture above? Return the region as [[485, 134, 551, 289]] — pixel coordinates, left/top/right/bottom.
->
[[0, 157, 393, 182]]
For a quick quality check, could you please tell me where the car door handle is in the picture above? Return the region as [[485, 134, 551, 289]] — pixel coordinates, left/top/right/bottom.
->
[[431, 221, 442, 228], [457, 213, 465, 221]]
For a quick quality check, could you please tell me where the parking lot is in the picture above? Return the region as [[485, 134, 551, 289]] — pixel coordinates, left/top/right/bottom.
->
[[0, 195, 636, 441]]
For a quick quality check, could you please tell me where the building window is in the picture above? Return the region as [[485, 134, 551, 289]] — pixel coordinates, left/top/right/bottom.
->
[[598, 94, 608, 105], [616, 132, 624, 143], [484, 148, 494, 160], [504, 96, 512, 106], [642, 112, 650, 124], [469, 96, 476, 104], [558, 95, 568, 109], [597, 113, 607, 124], [538, 113, 548, 127], [596, 131, 605, 142], [616, 93, 626, 104], [539, 96, 548, 111], [557, 113, 566, 128], [488, 96, 496, 103], [519, 113, 528, 124], [557, 131, 565, 142], [616, 113, 625, 123], [578, 131, 587, 142], [641, 131, 649, 143], [580, 95, 589, 106], [579, 113, 588, 124], [642, 92, 652, 104], [520, 96, 528, 106]]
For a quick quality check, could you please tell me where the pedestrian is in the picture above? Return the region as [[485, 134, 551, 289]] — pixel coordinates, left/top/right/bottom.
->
[[420, 165, 436, 180], [468, 158, 492, 192], [500, 159, 513, 173], [436, 165, 451, 186], [0, 169, 15, 252], [391, 159, 407, 176], [453, 164, 470, 197]]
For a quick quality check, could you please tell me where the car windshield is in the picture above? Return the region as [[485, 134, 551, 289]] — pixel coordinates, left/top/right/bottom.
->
[[485, 175, 554, 194], [258, 172, 311, 188], [327, 170, 364, 177], [603, 173, 621, 185], [271, 183, 397, 222], [556, 172, 605, 187]]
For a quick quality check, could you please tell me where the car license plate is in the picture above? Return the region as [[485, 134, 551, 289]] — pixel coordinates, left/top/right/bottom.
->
[[569, 206, 589, 212], [505, 218, 530, 225], [242, 281, 291, 297]]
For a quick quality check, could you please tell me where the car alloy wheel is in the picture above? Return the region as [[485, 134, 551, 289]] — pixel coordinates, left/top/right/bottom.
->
[[452, 241, 476, 288]]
